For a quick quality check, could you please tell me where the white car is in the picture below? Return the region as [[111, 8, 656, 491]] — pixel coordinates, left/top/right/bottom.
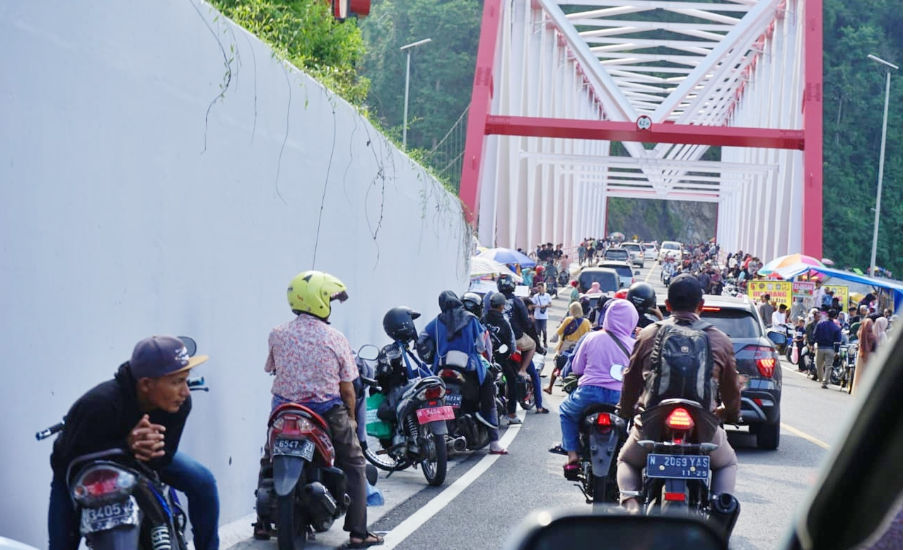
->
[[621, 242, 645, 268], [643, 242, 658, 257], [658, 241, 682, 263]]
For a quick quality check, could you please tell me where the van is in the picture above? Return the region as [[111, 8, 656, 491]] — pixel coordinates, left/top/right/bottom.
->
[[658, 241, 682, 264]]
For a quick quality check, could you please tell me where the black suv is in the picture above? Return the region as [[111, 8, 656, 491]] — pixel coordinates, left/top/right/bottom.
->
[[656, 294, 783, 450]]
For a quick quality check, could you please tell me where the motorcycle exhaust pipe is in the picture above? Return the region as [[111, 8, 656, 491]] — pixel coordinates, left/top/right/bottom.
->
[[446, 436, 467, 453], [709, 493, 741, 539]]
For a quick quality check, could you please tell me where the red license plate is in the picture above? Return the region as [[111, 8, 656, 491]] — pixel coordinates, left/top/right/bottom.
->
[[416, 406, 455, 424]]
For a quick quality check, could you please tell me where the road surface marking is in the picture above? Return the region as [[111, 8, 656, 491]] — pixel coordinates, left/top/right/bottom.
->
[[780, 422, 830, 450], [644, 263, 657, 283], [381, 409, 528, 549]]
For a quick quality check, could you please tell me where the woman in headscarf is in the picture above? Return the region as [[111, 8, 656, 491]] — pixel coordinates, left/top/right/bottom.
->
[[874, 316, 889, 348], [421, 291, 507, 454], [550, 299, 638, 471], [851, 318, 877, 395], [544, 301, 593, 394]]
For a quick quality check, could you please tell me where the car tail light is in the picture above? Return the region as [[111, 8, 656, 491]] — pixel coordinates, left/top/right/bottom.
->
[[72, 465, 136, 506], [665, 407, 694, 431], [742, 345, 777, 377], [272, 414, 315, 437]]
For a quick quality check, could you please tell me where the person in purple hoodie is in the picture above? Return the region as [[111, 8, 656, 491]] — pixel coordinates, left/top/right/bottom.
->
[[554, 299, 638, 472]]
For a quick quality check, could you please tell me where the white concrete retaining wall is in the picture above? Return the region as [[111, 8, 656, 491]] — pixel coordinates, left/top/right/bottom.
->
[[0, 1, 470, 545]]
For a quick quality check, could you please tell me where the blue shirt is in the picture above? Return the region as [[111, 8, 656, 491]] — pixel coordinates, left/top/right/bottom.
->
[[813, 320, 842, 347], [423, 316, 489, 384]]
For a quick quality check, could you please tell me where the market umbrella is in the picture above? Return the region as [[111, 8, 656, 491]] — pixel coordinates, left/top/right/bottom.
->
[[608, 232, 625, 241], [757, 253, 825, 277], [470, 256, 523, 283], [478, 247, 536, 267]]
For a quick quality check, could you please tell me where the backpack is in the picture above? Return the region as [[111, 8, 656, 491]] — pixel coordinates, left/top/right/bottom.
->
[[644, 319, 714, 410]]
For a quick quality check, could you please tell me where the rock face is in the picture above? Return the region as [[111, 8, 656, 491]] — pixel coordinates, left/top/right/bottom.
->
[[607, 198, 717, 244]]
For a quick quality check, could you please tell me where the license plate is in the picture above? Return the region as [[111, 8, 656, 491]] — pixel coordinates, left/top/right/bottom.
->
[[416, 405, 455, 424], [273, 438, 316, 461], [445, 393, 462, 408], [646, 454, 710, 480], [80, 497, 139, 535]]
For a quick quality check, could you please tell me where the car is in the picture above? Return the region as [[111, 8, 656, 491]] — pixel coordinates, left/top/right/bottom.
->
[[658, 240, 682, 263], [642, 242, 658, 257], [577, 267, 620, 294], [621, 242, 645, 268], [596, 260, 638, 289], [602, 247, 630, 263], [656, 294, 783, 450]]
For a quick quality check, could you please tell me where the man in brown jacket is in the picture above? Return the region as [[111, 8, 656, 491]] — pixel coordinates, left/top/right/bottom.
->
[[616, 274, 741, 513]]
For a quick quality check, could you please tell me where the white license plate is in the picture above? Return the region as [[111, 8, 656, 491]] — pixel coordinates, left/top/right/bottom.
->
[[80, 496, 139, 535], [273, 438, 316, 460]]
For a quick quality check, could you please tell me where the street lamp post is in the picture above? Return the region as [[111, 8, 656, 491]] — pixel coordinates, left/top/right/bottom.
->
[[401, 38, 432, 150], [866, 54, 899, 277]]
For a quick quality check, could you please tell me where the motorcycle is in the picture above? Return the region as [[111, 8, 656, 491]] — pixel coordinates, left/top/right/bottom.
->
[[562, 403, 628, 507], [786, 334, 814, 373], [437, 357, 507, 453], [636, 399, 740, 540], [508, 347, 537, 410], [557, 270, 570, 287], [36, 337, 207, 550], [362, 340, 451, 487]]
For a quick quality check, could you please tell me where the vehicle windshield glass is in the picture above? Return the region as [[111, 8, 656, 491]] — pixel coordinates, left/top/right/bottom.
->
[[700, 309, 761, 338], [605, 250, 629, 260], [663, 243, 679, 250], [601, 265, 631, 278], [580, 273, 619, 293]]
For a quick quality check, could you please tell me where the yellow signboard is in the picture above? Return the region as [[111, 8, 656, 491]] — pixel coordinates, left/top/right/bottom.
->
[[747, 281, 793, 309], [825, 285, 849, 308]]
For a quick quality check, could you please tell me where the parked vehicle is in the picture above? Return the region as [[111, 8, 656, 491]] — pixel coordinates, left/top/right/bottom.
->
[[656, 296, 784, 450], [636, 399, 740, 541], [786, 332, 814, 373], [363, 339, 450, 487], [437, 359, 506, 453], [562, 403, 628, 507], [35, 337, 207, 550]]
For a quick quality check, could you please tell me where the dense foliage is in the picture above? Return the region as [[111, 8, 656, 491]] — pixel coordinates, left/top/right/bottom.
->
[[210, 0, 369, 104]]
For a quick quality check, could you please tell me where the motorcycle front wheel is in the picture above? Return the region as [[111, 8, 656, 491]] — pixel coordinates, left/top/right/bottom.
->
[[363, 434, 411, 472], [420, 432, 447, 487], [519, 377, 536, 411], [277, 493, 307, 550]]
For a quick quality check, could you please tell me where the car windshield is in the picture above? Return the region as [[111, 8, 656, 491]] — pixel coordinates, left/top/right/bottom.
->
[[699, 308, 761, 338], [579, 272, 619, 293], [603, 265, 632, 278], [605, 250, 629, 260], [663, 243, 679, 250]]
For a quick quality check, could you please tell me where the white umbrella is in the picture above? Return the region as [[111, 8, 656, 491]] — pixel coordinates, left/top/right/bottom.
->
[[470, 256, 523, 283]]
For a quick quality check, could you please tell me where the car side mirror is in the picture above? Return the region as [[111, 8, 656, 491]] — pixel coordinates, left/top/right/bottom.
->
[[504, 509, 727, 550], [766, 331, 786, 346]]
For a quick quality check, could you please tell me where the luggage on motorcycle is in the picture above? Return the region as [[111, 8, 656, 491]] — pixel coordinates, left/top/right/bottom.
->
[[644, 320, 714, 411], [366, 392, 393, 438]]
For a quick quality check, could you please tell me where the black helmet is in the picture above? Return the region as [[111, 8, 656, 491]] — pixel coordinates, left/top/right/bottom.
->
[[383, 307, 420, 342], [626, 282, 656, 313], [489, 292, 507, 308], [461, 292, 483, 318], [497, 274, 516, 294]]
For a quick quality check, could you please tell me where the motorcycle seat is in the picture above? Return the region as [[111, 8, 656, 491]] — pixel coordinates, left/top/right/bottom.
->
[[579, 402, 617, 421], [268, 402, 329, 432]]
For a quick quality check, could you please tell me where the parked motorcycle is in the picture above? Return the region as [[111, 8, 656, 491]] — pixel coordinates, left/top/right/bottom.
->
[[35, 337, 206, 550], [562, 403, 628, 507], [437, 359, 507, 453], [363, 340, 451, 487], [786, 333, 814, 373], [636, 399, 740, 540]]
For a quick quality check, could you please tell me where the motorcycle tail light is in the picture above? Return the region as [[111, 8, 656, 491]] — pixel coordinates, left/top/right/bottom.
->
[[72, 465, 136, 507], [665, 407, 694, 431], [596, 413, 613, 433], [273, 414, 315, 438], [417, 385, 446, 401]]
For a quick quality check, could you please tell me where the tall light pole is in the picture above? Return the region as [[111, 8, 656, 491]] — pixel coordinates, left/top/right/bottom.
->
[[866, 54, 899, 277], [401, 38, 432, 150]]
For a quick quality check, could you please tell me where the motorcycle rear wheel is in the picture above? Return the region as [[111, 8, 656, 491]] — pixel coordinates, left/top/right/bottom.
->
[[277, 494, 307, 550], [363, 435, 411, 472], [518, 378, 536, 411], [420, 432, 448, 487]]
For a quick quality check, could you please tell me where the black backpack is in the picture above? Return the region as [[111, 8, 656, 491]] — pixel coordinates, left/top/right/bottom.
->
[[644, 319, 714, 410]]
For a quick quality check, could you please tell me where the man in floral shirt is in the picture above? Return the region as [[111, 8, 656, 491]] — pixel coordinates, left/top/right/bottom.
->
[[255, 270, 383, 548]]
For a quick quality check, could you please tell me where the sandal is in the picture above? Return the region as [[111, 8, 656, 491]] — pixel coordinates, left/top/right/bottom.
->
[[344, 532, 385, 549], [536, 407, 550, 414], [548, 444, 567, 455]]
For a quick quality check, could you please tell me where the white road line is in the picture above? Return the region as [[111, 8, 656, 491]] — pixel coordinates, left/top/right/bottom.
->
[[644, 263, 658, 283], [381, 409, 528, 549]]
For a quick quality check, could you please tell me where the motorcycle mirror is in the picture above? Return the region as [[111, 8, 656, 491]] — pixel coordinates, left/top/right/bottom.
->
[[178, 336, 198, 357], [498, 344, 509, 354], [357, 344, 380, 362], [503, 509, 727, 550], [766, 331, 786, 346]]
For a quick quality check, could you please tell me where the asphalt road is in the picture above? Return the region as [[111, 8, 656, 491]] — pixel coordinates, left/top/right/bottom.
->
[[227, 260, 857, 550]]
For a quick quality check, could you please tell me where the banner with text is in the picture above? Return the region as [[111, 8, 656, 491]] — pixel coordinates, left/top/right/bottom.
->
[[748, 281, 793, 309], [825, 285, 849, 308]]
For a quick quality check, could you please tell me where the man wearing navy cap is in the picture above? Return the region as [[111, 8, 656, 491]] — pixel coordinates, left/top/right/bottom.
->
[[48, 335, 219, 550]]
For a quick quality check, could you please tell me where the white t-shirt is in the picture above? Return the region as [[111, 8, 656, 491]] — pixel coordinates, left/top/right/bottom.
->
[[771, 310, 786, 327], [532, 293, 552, 320]]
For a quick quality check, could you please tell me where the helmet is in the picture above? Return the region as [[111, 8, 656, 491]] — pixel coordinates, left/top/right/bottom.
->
[[287, 271, 348, 319], [627, 282, 656, 313], [497, 274, 516, 294], [383, 307, 421, 342], [461, 292, 483, 318], [489, 292, 507, 308]]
